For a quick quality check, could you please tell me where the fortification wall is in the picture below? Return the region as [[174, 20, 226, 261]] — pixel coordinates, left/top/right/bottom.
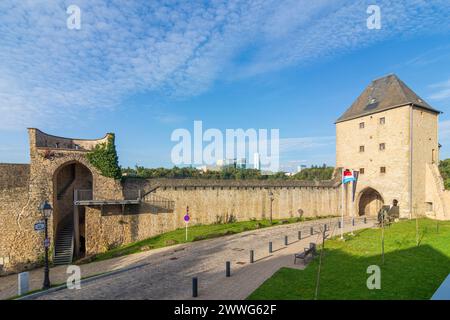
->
[[0, 164, 37, 275], [85, 178, 341, 254]]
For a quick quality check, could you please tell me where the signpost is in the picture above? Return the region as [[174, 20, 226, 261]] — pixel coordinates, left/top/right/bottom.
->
[[184, 206, 190, 242], [34, 221, 45, 232]]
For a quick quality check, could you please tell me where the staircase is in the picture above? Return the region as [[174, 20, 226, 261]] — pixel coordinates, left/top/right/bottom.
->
[[53, 218, 74, 266]]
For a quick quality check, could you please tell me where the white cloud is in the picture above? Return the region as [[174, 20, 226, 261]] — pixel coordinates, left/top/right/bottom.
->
[[0, 0, 449, 130], [439, 120, 450, 141], [429, 79, 450, 101], [279, 136, 335, 152]]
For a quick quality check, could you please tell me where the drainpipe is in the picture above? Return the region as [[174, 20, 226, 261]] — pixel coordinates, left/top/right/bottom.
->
[[409, 104, 413, 219]]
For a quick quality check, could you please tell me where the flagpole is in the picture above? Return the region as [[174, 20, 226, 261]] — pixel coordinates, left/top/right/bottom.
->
[[341, 171, 344, 240]]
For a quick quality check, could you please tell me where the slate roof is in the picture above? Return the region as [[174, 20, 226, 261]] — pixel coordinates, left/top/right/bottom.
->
[[336, 74, 441, 123]]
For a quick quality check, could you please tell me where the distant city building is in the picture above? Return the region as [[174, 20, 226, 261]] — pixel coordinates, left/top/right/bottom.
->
[[196, 165, 209, 173], [216, 158, 239, 170], [236, 158, 246, 169], [216, 159, 225, 168], [253, 153, 261, 170]]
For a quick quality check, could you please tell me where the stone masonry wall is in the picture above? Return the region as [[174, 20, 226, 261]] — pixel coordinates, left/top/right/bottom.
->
[[84, 178, 341, 254], [0, 164, 33, 275]]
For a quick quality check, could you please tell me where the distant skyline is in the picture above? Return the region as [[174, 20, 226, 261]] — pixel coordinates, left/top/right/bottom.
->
[[0, 1, 450, 172]]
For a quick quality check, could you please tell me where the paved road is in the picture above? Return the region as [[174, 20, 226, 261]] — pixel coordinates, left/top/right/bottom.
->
[[20, 217, 374, 300]]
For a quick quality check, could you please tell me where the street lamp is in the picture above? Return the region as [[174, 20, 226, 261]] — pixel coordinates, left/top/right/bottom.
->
[[39, 200, 53, 289], [268, 191, 274, 225]]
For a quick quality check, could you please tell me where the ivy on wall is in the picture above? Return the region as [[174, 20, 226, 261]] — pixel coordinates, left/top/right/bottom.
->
[[86, 134, 121, 180]]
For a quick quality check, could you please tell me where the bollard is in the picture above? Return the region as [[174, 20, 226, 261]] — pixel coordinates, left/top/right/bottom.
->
[[310, 226, 314, 235], [250, 250, 254, 263], [269, 242, 273, 254], [364, 217, 367, 224], [298, 230, 301, 240], [226, 261, 231, 277], [192, 277, 198, 297], [284, 235, 288, 246], [338, 220, 342, 228], [18, 272, 29, 296], [352, 218, 355, 226]]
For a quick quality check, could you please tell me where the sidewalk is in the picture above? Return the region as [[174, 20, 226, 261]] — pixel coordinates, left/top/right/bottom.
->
[[189, 218, 374, 300], [1, 216, 374, 300]]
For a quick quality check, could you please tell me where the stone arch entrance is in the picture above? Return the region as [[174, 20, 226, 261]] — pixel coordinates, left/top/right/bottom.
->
[[53, 161, 93, 263], [358, 188, 384, 217]]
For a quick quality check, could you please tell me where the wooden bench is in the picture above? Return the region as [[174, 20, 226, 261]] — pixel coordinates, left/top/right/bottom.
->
[[294, 243, 317, 264]]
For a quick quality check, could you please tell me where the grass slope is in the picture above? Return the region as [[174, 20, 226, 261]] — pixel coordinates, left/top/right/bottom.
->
[[248, 219, 450, 300], [89, 216, 334, 263]]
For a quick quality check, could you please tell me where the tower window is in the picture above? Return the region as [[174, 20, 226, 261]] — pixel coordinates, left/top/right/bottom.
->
[[379, 143, 385, 151], [380, 117, 385, 125], [359, 122, 365, 129], [359, 168, 365, 174], [359, 145, 365, 152], [380, 167, 386, 174]]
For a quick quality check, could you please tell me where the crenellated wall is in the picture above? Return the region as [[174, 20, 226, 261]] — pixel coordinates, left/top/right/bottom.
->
[[84, 178, 341, 254]]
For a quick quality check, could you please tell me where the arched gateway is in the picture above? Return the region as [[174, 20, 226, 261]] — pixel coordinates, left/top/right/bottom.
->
[[53, 161, 93, 264], [358, 188, 384, 217]]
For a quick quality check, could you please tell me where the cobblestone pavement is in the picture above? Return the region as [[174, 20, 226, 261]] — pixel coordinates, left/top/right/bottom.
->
[[2, 217, 375, 300]]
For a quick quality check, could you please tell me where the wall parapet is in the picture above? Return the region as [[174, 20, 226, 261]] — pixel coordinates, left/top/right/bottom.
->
[[0, 163, 30, 189], [28, 128, 111, 151], [123, 177, 341, 193]]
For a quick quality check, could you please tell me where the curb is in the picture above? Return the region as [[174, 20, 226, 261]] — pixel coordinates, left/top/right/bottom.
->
[[16, 261, 152, 300]]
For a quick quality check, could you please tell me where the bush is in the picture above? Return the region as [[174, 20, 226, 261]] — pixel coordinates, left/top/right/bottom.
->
[[439, 159, 450, 189], [86, 134, 121, 179]]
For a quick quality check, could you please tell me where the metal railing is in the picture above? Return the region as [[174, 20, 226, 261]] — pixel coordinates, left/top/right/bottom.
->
[[74, 189, 143, 202], [74, 189, 93, 201], [142, 193, 175, 212]]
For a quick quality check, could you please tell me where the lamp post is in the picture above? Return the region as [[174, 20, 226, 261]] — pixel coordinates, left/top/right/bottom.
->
[[39, 200, 53, 290], [268, 191, 274, 225]]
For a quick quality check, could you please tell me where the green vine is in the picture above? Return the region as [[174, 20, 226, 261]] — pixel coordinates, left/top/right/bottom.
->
[[86, 134, 121, 180]]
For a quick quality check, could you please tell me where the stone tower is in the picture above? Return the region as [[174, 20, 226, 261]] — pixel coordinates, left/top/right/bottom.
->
[[335, 74, 441, 219]]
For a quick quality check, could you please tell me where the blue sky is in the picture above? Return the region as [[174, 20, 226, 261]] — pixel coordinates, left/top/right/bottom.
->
[[0, 0, 450, 172]]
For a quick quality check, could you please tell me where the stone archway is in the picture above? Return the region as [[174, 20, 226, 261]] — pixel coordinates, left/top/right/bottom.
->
[[53, 161, 93, 262], [358, 188, 384, 217]]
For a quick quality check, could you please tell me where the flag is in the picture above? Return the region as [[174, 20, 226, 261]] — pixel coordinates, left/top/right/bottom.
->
[[342, 169, 355, 184], [352, 170, 359, 202]]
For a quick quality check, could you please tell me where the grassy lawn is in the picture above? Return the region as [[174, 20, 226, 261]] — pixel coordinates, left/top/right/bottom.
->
[[88, 215, 335, 263], [248, 218, 450, 300]]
